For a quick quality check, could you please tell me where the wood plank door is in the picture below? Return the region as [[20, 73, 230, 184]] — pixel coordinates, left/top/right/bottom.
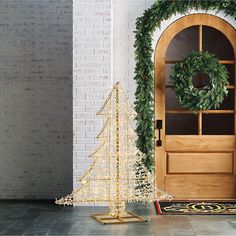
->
[[155, 14, 236, 200]]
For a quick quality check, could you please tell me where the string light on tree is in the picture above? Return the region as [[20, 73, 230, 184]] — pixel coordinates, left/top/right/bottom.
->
[[56, 82, 172, 224]]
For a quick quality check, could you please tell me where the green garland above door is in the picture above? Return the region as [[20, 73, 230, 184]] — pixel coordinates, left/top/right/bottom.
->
[[134, 0, 236, 172]]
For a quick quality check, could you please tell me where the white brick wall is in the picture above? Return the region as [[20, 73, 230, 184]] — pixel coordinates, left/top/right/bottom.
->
[[73, 0, 112, 189], [72, 0, 156, 193], [113, 0, 155, 104]]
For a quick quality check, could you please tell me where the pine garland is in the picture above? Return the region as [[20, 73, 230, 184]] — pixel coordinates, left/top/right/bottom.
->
[[134, 0, 236, 171]]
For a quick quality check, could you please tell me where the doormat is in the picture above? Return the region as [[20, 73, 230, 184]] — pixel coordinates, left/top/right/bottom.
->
[[155, 201, 236, 215]]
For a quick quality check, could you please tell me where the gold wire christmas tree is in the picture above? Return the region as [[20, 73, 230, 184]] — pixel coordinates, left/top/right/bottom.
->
[[55, 82, 171, 224]]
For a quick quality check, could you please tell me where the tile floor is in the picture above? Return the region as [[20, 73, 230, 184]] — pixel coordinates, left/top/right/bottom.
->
[[0, 201, 236, 235]]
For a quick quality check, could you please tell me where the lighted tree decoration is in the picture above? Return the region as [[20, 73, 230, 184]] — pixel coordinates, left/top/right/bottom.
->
[[56, 82, 171, 224]]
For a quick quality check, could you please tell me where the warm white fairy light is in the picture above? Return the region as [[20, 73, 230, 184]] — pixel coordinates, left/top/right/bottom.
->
[[55, 82, 172, 216]]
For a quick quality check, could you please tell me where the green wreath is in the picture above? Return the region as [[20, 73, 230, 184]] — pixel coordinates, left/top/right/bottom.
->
[[170, 51, 229, 111]]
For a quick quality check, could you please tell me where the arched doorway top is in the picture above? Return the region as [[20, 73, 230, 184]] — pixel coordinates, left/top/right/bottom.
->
[[155, 14, 236, 65]]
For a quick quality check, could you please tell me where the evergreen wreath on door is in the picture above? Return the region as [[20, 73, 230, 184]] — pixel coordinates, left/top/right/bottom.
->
[[171, 51, 229, 111], [134, 0, 236, 171]]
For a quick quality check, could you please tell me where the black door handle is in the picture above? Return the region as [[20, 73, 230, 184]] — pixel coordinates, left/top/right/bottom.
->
[[156, 120, 162, 146]]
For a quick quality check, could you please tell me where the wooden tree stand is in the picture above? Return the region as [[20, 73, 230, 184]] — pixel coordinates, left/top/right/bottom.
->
[[92, 211, 147, 224]]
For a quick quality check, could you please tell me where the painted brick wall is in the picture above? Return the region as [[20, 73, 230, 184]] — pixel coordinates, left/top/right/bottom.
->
[[0, 0, 73, 199], [72, 0, 155, 195], [113, 0, 155, 104], [73, 0, 112, 189]]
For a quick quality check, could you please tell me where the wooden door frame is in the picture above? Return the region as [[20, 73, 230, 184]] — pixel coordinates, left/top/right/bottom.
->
[[154, 14, 236, 190]]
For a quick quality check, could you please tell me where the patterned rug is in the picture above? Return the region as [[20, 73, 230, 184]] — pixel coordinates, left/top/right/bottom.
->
[[155, 201, 236, 215]]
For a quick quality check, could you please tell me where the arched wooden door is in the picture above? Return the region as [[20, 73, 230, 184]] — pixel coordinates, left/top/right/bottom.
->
[[155, 14, 236, 200]]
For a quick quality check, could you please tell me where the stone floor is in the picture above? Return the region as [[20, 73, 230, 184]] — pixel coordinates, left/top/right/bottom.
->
[[0, 201, 236, 235]]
